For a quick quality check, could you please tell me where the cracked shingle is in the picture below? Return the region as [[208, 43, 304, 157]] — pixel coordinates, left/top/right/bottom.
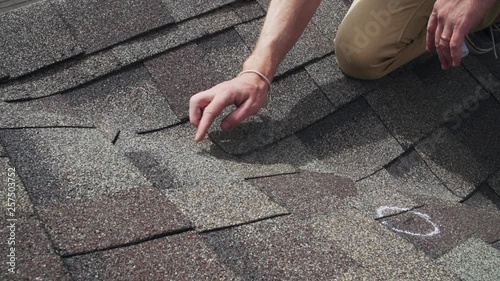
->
[[37, 188, 192, 256], [0, 1, 81, 77], [236, 18, 333, 76], [1, 65, 179, 140], [296, 98, 404, 180], [118, 124, 288, 231], [54, 0, 174, 53], [65, 232, 239, 280]]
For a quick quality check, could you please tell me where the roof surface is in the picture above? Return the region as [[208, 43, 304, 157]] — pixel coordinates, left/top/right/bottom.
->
[[1, 0, 500, 280]]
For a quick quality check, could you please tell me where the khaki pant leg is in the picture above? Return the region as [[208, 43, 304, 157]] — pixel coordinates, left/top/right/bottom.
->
[[335, 0, 500, 80]]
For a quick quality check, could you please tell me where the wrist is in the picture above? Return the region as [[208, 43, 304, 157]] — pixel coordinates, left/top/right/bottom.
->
[[238, 70, 271, 93], [243, 55, 276, 83]]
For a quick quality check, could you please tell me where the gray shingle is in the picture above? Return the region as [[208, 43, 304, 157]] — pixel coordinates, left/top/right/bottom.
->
[[365, 68, 487, 148], [235, 18, 333, 76], [379, 200, 500, 259], [231, 0, 265, 22], [248, 171, 357, 216], [198, 5, 241, 34], [416, 96, 500, 198], [385, 149, 460, 202], [438, 238, 500, 281], [0, 49, 121, 101], [210, 70, 334, 155], [296, 99, 404, 180], [1, 66, 179, 139], [64, 232, 239, 280], [118, 124, 288, 231], [0, 142, 6, 157], [488, 171, 500, 197], [145, 30, 250, 119], [202, 215, 358, 280], [0, 66, 7, 81], [311, 0, 350, 45], [54, 0, 174, 53], [112, 18, 206, 66], [0, 101, 94, 129], [0, 1, 81, 77], [461, 54, 500, 103], [349, 170, 422, 218], [312, 210, 456, 280], [305, 55, 384, 107], [162, 0, 237, 21], [0, 158, 71, 280], [0, 128, 152, 205], [462, 183, 500, 210], [38, 188, 192, 256]]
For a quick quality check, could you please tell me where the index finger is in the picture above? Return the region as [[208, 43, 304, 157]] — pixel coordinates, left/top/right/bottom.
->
[[195, 93, 234, 142], [426, 12, 438, 51]]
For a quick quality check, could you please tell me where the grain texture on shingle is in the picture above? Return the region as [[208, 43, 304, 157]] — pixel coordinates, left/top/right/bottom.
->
[[0, 1, 81, 77], [55, 0, 174, 53]]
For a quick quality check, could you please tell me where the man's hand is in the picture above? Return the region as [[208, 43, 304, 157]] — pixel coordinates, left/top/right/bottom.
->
[[189, 74, 269, 142], [426, 0, 498, 69]]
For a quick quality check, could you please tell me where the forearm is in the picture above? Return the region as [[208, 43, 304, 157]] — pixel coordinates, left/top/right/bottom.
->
[[243, 0, 322, 81]]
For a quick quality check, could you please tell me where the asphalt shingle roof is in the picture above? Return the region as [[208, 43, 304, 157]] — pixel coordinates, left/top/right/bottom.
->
[[1, 0, 499, 280]]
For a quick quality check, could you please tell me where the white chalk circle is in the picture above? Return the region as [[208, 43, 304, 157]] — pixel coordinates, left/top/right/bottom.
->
[[377, 206, 440, 237]]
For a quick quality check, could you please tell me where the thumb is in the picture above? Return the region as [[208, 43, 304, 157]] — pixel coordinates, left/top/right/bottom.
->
[[221, 101, 258, 130]]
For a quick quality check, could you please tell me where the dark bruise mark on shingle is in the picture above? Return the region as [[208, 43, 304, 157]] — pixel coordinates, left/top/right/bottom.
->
[[37, 188, 192, 256], [0, 128, 153, 205], [198, 5, 241, 34], [315, 209, 456, 279], [231, 0, 265, 22], [248, 170, 357, 216], [145, 30, 250, 119], [305, 55, 385, 107], [365, 68, 487, 149], [385, 149, 459, 202], [202, 215, 358, 280], [162, 0, 237, 21], [236, 18, 333, 76], [296, 98, 403, 180], [54, 0, 174, 54], [0, 49, 121, 101], [0, 158, 71, 281], [210, 70, 334, 155], [124, 151, 176, 190], [64, 232, 238, 280], [379, 199, 500, 259], [112, 18, 207, 66], [0, 1, 81, 77], [349, 170, 422, 218], [416, 96, 500, 198]]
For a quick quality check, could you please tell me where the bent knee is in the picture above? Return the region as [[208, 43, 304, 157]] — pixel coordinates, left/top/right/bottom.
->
[[334, 25, 390, 80], [335, 38, 388, 80]]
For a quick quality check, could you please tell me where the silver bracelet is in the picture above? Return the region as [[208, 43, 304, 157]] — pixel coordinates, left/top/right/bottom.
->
[[238, 70, 272, 92]]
